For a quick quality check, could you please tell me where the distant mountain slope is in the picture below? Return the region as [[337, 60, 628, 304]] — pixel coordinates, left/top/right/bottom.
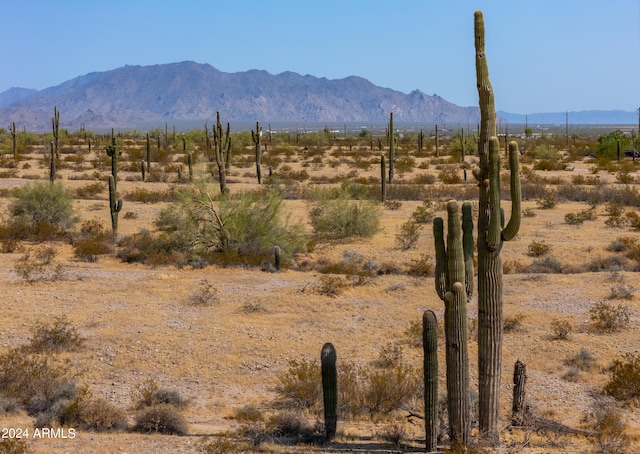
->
[[0, 87, 39, 109], [0, 61, 479, 131], [498, 110, 638, 125]]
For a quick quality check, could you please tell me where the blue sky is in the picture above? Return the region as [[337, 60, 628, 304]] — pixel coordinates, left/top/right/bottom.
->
[[3, 0, 639, 114]]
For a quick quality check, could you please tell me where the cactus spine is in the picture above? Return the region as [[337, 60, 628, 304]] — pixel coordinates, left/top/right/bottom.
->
[[434, 200, 473, 443], [474, 10, 522, 443], [213, 111, 231, 194], [321, 342, 338, 441], [422, 310, 439, 452], [252, 121, 262, 184]]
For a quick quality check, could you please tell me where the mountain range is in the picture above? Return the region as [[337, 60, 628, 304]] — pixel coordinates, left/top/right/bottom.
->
[[0, 61, 636, 132]]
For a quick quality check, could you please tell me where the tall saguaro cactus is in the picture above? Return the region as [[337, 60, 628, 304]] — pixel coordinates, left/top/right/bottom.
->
[[52, 106, 60, 159], [434, 200, 473, 443], [252, 121, 262, 184], [474, 10, 522, 443], [213, 111, 231, 194], [422, 310, 439, 452], [321, 342, 338, 441], [380, 154, 386, 202], [387, 112, 395, 183]]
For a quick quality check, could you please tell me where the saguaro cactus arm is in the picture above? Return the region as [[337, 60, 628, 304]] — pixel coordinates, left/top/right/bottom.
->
[[502, 141, 522, 241], [433, 217, 447, 300]]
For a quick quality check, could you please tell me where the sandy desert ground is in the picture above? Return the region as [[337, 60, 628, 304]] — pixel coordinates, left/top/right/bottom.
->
[[0, 130, 639, 453]]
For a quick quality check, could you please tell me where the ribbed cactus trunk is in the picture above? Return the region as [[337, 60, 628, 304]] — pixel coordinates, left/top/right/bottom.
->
[[380, 154, 386, 202], [214, 111, 231, 194], [108, 175, 122, 235], [423, 310, 438, 452], [146, 133, 151, 174], [52, 106, 60, 160], [388, 112, 395, 183], [252, 121, 262, 184], [474, 10, 522, 444], [321, 342, 338, 441], [434, 200, 472, 444], [49, 141, 56, 183], [10, 122, 17, 158]]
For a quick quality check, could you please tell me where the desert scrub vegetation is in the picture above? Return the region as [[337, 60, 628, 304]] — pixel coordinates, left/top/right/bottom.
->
[[72, 219, 113, 262], [13, 246, 65, 282], [2, 181, 78, 240], [130, 379, 189, 435], [122, 186, 305, 267], [589, 301, 631, 333], [275, 344, 421, 419], [308, 182, 380, 239], [603, 353, 640, 405]]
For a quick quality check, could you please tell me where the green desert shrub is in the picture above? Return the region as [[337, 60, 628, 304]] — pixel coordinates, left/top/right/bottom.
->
[[603, 353, 640, 404], [308, 185, 380, 239], [5, 182, 78, 240], [156, 187, 305, 267]]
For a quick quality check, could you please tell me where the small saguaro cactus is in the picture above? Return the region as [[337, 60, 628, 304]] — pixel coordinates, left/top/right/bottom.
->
[[52, 106, 60, 159], [380, 154, 386, 202], [423, 310, 439, 452], [252, 121, 262, 184], [418, 128, 425, 152], [108, 175, 123, 235], [213, 111, 231, 194], [274, 245, 282, 271], [9, 122, 17, 157], [141, 160, 146, 181], [388, 112, 395, 183], [145, 133, 151, 174], [435, 124, 440, 157], [321, 342, 338, 441], [434, 200, 473, 444], [187, 153, 193, 182]]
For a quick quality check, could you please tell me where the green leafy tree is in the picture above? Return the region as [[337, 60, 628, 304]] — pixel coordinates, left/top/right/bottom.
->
[[597, 130, 630, 160]]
